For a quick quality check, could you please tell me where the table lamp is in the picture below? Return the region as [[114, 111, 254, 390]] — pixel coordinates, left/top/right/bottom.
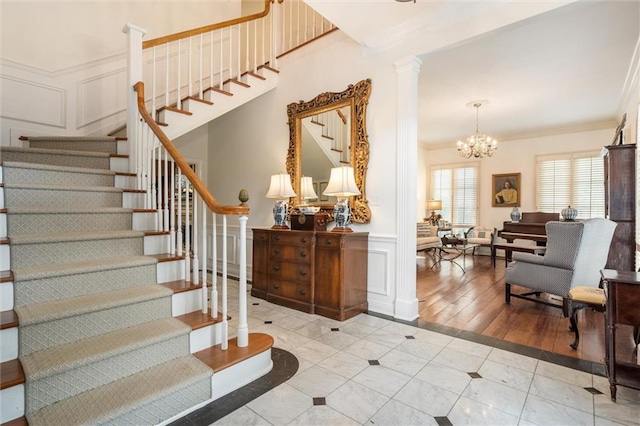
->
[[298, 176, 320, 214], [426, 200, 442, 225], [323, 166, 360, 232], [266, 173, 297, 229]]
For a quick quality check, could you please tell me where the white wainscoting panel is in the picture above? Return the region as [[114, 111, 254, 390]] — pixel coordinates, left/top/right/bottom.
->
[[77, 68, 127, 129], [1, 76, 65, 127]]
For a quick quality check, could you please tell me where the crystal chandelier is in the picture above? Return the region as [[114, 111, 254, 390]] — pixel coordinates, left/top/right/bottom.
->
[[457, 102, 498, 158]]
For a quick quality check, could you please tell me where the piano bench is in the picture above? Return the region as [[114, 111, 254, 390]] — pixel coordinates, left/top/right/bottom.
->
[[492, 243, 547, 267]]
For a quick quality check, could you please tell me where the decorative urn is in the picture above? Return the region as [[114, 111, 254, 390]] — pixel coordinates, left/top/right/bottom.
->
[[561, 205, 578, 221], [510, 207, 521, 223]]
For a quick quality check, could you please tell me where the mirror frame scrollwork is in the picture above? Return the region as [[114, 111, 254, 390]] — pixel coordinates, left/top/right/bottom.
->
[[286, 78, 372, 224]]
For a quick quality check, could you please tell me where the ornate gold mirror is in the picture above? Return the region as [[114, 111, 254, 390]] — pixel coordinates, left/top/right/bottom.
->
[[286, 78, 372, 223]]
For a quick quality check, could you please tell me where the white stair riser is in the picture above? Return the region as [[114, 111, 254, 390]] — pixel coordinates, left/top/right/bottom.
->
[[157, 259, 185, 283], [0, 280, 13, 311], [144, 234, 169, 255], [115, 174, 136, 189], [0, 326, 18, 363], [1, 245, 9, 270], [0, 187, 5, 209], [0, 212, 6, 237], [210, 349, 272, 401], [123, 192, 145, 209], [172, 288, 202, 316], [133, 212, 159, 231], [0, 383, 24, 424], [117, 140, 128, 156], [190, 323, 222, 353], [109, 157, 129, 173]]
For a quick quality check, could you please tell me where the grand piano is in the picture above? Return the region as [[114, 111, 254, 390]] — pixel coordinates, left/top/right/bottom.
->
[[498, 211, 560, 244]]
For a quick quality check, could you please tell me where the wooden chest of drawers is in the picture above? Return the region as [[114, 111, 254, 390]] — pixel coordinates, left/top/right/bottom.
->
[[251, 228, 368, 320]]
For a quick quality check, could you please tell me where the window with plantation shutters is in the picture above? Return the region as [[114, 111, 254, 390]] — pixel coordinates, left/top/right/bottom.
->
[[430, 163, 478, 227], [536, 151, 604, 219]]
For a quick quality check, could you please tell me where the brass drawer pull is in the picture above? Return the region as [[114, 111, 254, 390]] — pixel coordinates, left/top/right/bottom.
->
[[274, 235, 280, 241], [301, 237, 307, 243], [273, 284, 280, 290], [299, 270, 307, 276], [326, 239, 333, 244], [259, 234, 266, 240], [299, 289, 306, 296], [273, 248, 280, 255], [300, 251, 307, 257], [272, 265, 280, 271]]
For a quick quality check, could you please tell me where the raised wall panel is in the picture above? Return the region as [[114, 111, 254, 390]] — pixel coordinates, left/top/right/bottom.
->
[[77, 68, 127, 128], [0, 76, 65, 127]]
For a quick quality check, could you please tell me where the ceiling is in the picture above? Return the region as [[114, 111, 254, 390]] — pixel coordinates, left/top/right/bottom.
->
[[306, 0, 640, 148]]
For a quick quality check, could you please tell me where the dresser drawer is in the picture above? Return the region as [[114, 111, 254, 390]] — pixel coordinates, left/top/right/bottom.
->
[[268, 280, 311, 302], [270, 232, 312, 247], [270, 244, 312, 262], [269, 261, 311, 284], [316, 234, 342, 248]]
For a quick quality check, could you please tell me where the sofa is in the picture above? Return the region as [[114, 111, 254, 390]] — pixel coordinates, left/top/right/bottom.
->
[[417, 222, 441, 253]]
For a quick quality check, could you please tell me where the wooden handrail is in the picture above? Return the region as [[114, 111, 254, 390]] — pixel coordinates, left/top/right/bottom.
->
[[134, 82, 250, 216], [142, 0, 273, 49]]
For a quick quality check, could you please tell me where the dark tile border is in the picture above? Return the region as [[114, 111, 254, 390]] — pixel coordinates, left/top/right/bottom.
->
[[371, 311, 607, 377], [170, 348, 298, 426]]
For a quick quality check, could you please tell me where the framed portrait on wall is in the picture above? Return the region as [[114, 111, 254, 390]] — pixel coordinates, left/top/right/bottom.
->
[[492, 173, 521, 207]]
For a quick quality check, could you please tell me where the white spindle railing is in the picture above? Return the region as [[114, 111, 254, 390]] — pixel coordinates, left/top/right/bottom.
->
[[123, 0, 336, 351]]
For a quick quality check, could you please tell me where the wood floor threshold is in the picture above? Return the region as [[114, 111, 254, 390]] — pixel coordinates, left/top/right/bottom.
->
[[0, 270, 13, 283], [228, 79, 250, 89], [176, 310, 224, 331], [257, 64, 280, 74], [194, 332, 274, 373], [183, 96, 214, 106], [151, 253, 186, 262], [0, 310, 18, 329], [161, 279, 201, 293], [157, 106, 193, 117], [144, 230, 170, 236], [0, 359, 25, 390], [246, 71, 266, 81], [1, 416, 28, 426], [206, 87, 234, 97]]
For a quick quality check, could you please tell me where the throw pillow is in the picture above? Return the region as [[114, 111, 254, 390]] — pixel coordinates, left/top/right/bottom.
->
[[476, 231, 486, 238]]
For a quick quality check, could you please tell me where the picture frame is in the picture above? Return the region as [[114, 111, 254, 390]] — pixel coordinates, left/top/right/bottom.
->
[[492, 173, 521, 207], [318, 181, 329, 202]]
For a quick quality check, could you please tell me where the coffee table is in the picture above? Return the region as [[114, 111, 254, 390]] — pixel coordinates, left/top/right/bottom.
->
[[431, 236, 479, 273]]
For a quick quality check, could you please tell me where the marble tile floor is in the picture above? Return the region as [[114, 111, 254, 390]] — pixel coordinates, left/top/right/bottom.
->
[[174, 285, 640, 426]]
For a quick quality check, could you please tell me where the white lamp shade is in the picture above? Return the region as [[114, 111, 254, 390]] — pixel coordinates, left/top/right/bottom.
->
[[266, 173, 296, 199], [323, 166, 361, 197], [426, 200, 442, 211], [300, 176, 318, 200]]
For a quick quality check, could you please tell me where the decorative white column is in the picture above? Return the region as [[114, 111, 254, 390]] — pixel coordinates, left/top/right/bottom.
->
[[122, 23, 147, 175], [394, 56, 422, 322], [237, 215, 249, 347]]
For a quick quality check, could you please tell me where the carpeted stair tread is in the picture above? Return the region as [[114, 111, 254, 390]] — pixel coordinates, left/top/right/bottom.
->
[[25, 137, 119, 155], [26, 355, 213, 426], [15, 284, 172, 327], [21, 318, 190, 382], [0, 146, 111, 159], [24, 136, 119, 142], [2, 160, 116, 177], [3, 182, 122, 193], [12, 255, 156, 282], [9, 229, 144, 245], [7, 206, 132, 214]]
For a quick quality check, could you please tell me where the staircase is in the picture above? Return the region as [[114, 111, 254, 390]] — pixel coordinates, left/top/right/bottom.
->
[[0, 137, 273, 425]]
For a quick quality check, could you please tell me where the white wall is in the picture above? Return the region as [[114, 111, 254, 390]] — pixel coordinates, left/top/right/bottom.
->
[[420, 127, 617, 232]]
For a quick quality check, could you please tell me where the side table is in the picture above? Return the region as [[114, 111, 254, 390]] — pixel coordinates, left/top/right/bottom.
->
[[431, 236, 478, 273]]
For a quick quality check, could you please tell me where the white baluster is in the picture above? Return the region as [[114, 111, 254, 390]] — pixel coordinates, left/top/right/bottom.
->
[[169, 160, 175, 255], [201, 201, 207, 314], [177, 170, 183, 257], [185, 179, 191, 283], [165, 42, 170, 108], [193, 194, 200, 287], [163, 149, 169, 232], [237, 215, 248, 347], [199, 33, 203, 98], [219, 29, 224, 89], [221, 215, 228, 350], [177, 39, 182, 109], [211, 212, 218, 317]]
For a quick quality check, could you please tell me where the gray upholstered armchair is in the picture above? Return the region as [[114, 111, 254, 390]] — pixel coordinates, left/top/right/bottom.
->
[[505, 218, 616, 316]]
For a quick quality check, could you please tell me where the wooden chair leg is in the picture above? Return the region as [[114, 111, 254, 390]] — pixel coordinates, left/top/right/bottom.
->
[[569, 305, 581, 350], [505, 283, 511, 303], [562, 298, 569, 317]]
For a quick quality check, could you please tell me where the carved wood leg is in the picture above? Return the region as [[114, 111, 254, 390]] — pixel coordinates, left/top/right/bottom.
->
[[562, 298, 569, 318], [569, 305, 580, 350]]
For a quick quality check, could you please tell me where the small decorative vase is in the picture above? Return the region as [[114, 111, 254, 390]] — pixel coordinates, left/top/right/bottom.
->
[[510, 207, 521, 223], [561, 205, 578, 221]]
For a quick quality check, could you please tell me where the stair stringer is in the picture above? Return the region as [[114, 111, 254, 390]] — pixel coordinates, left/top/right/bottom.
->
[[160, 68, 278, 141]]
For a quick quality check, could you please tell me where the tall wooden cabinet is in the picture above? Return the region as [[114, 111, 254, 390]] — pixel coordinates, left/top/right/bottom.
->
[[251, 228, 368, 321], [603, 144, 636, 271]]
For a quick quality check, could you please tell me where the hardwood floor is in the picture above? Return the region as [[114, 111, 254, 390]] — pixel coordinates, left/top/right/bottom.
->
[[416, 251, 638, 365]]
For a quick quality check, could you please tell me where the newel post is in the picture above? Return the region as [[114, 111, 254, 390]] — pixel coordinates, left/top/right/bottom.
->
[[122, 23, 147, 175], [237, 215, 249, 347]]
